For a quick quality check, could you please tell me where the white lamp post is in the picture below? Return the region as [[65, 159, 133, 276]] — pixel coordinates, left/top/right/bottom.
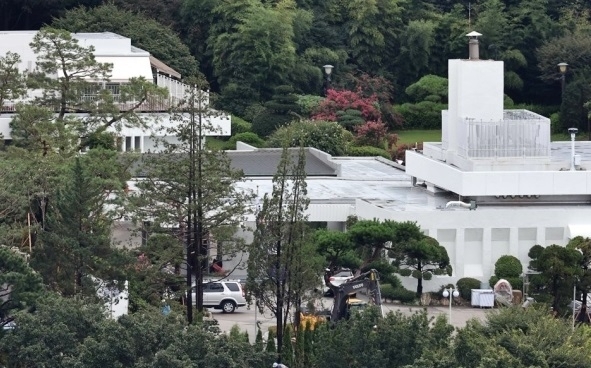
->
[[442, 287, 460, 322], [569, 127, 578, 171], [322, 64, 334, 96], [558, 62, 568, 98]]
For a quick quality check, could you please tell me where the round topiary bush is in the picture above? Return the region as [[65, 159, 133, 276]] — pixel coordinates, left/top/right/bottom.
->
[[456, 277, 482, 301], [494, 255, 523, 278], [224, 132, 265, 149]]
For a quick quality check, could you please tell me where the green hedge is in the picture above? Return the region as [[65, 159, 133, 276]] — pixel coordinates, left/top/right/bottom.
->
[[223, 132, 265, 150], [347, 145, 391, 159], [456, 277, 482, 301], [394, 101, 447, 129], [231, 115, 252, 136], [381, 284, 416, 304]]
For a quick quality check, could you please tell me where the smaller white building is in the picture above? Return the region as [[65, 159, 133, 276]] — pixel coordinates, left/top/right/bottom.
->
[[0, 30, 231, 151]]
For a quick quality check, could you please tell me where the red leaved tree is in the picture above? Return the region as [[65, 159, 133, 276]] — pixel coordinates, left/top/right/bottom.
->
[[355, 121, 388, 147], [312, 89, 381, 123]]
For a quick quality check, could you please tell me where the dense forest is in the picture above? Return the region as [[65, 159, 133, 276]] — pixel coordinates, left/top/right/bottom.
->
[[2, 0, 591, 134]]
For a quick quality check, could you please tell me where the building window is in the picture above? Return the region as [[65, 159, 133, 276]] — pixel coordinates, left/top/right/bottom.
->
[[105, 83, 121, 101]]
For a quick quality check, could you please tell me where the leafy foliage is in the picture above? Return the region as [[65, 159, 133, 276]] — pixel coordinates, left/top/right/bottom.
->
[[312, 89, 381, 128], [404, 75, 448, 103], [266, 119, 352, 156], [456, 277, 482, 301], [347, 145, 391, 159], [224, 132, 266, 150], [354, 121, 388, 147], [528, 244, 582, 309], [53, 4, 199, 77]]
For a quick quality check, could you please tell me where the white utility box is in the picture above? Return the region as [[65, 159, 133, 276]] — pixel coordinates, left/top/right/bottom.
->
[[471, 289, 495, 308]]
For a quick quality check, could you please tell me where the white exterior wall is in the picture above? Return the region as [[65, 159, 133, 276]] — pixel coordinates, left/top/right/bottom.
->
[[94, 56, 153, 81], [446, 59, 504, 164], [406, 150, 591, 196], [354, 198, 590, 291]]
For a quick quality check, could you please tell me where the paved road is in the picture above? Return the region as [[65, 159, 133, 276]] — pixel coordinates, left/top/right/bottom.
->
[[212, 297, 493, 342]]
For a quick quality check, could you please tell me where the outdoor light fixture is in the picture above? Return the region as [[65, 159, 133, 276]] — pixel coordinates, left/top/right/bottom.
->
[[322, 64, 334, 96], [569, 127, 578, 171], [558, 62, 568, 98], [442, 287, 460, 321]]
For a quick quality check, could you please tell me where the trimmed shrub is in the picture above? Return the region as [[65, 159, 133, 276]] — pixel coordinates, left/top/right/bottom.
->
[[494, 255, 522, 278], [394, 101, 446, 129], [266, 120, 352, 156], [347, 145, 390, 159], [224, 132, 265, 149], [456, 277, 482, 301], [381, 284, 416, 304], [231, 115, 252, 136]]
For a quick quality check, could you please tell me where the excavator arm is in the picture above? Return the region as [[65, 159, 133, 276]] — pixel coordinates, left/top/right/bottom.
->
[[328, 269, 382, 322]]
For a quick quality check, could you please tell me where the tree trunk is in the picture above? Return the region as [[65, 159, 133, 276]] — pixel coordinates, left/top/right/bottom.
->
[[416, 263, 423, 299]]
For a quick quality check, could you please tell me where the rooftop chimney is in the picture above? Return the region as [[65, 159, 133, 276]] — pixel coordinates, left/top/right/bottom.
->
[[466, 31, 482, 60]]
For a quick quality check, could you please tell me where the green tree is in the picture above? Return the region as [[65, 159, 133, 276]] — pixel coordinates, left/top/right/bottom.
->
[[211, 1, 297, 100], [32, 150, 129, 296], [0, 51, 27, 111], [346, 219, 397, 271], [567, 236, 591, 308], [0, 246, 43, 328], [314, 228, 356, 269], [266, 119, 353, 156], [405, 75, 448, 103], [528, 244, 582, 309], [22, 27, 166, 153], [246, 143, 321, 364], [397, 20, 436, 87], [488, 254, 523, 290], [132, 81, 252, 321], [252, 85, 301, 137], [0, 293, 107, 367], [390, 222, 452, 298]]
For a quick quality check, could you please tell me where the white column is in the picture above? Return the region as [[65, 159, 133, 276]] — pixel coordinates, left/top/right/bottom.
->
[[121, 136, 126, 152], [509, 227, 519, 256], [482, 228, 493, 279], [139, 135, 145, 153], [131, 136, 136, 151], [455, 229, 464, 278]]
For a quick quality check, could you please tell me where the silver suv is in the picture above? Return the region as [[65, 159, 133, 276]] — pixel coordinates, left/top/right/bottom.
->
[[192, 280, 247, 313]]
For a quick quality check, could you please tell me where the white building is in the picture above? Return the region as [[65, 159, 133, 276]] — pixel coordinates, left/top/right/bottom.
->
[[0, 30, 230, 150], [216, 33, 591, 291]]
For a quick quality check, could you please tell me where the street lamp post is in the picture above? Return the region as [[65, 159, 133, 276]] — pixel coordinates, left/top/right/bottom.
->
[[569, 127, 578, 171], [558, 62, 568, 99], [322, 64, 334, 96], [442, 287, 460, 322]]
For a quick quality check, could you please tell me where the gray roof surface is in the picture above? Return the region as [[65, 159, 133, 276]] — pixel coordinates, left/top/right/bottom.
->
[[238, 157, 455, 212], [226, 149, 337, 177]]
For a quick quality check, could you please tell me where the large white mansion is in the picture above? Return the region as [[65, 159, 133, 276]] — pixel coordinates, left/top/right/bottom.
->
[[2, 30, 590, 291], [0, 30, 231, 150]]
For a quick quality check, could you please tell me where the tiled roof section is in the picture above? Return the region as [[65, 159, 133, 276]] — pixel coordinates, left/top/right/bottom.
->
[[150, 55, 181, 79], [226, 148, 338, 177]]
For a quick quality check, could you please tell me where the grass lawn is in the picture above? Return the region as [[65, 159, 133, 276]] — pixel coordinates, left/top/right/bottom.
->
[[205, 136, 227, 150], [394, 130, 442, 145], [394, 130, 588, 145]]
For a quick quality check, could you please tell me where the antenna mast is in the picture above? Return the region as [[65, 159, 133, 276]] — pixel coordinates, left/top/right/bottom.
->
[[468, 3, 472, 30]]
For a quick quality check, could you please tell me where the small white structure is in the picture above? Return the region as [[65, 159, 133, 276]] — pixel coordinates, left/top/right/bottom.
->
[[471, 289, 495, 308], [94, 277, 129, 319], [0, 30, 231, 150]]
